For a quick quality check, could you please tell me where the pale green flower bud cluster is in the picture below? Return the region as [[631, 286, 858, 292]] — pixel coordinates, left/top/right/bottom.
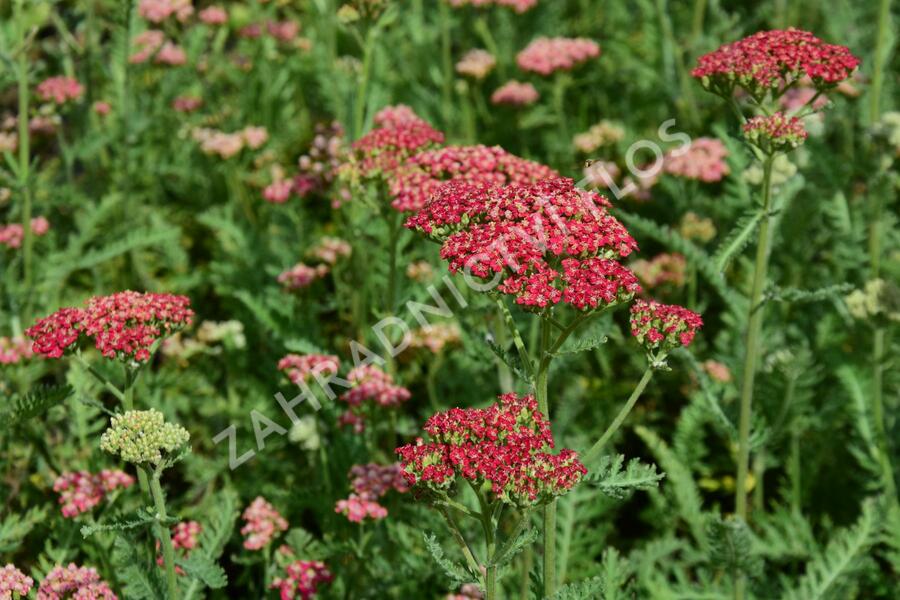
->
[[100, 409, 190, 465], [845, 279, 900, 324]]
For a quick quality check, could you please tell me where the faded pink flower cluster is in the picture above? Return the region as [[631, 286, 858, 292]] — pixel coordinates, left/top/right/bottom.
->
[[36, 77, 83, 105], [335, 463, 409, 523], [408, 323, 461, 354], [36, 564, 116, 600], [0, 217, 50, 249], [491, 80, 539, 106], [53, 470, 135, 518], [129, 30, 186, 66], [631, 253, 687, 289], [172, 96, 203, 113], [270, 560, 333, 600], [308, 237, 351, 265], [241, 496, 289, 550], [340, 365, 411, 409], [294, 122, 347, 202], [0, 336, 33, 365], [157, 521, 202, 572], [263, 179, 294, 204], [278, 353, 340, 385], [138, 0, 193, 23], [664, 138, 729, 182], [193, 126, 268, 159], [456, 49, 496, 80], [277, 263, 329, 290], [743, 112, 808, 153], [516, 37, 600, 76], [198, 6, 227, 25], [0, 564, 33, 598]]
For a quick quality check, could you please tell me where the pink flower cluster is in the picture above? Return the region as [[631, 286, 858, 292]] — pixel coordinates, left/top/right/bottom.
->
[[192, 126, 267, 158], [0, 564, 33, 598], [631, 253, 687, 289], [0, 217, 50, 249], [349, 107, 444, 178], [629, 299, 703, 354], [408, 323, 461, 354], [340, 365, 411, 408], [407, 177, 640, 311], [157, 521, 201, 572], [36, 77, 83, 105], [277, 263, 329, 290], [0, 336, 33, 365], [129, 30, 186, 65], [241, 496, 289, 551], [335, 462, 410, 523], [692, 28, 860, 96], [138, 0, 193, 23], [491, 80, 539, 106], [278, 353, 340, 385], [389, 144, 557, 212], [742, 112, 808, 153], [36, 564, 116, 600], [270, 560, 333, 600], [172, 95, 203, 113], [308, 237, 351, 265], [267, 21, 300, 43], [263, 179, 294, 204], [198, 6, 228, 25], [397, 393, 586, 506], [26, 291, 194, 362], [516, 37, 600, 76], [664, 138, 729, 182], [447, 0, 538, 13], [53, 470, 135, 518], [456, 49, 496, 80]]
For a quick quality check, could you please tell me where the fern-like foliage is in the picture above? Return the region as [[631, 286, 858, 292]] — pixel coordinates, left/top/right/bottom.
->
[[713, 209, 763, 273], [181, 489, 238, 599], [2, 385, 72, 426], [423, 532, 472, 587], [0, 507, 47, 553], [782, 497, 881, 600], [706, 515, 762, 579], [586, 455, 665, 500]]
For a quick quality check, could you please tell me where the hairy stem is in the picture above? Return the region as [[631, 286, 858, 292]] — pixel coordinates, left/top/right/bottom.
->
[[149, 471, 178, 600], [535, 318, 556, 597], [734, 155, 775, 600], [583, 366, 655, 465]]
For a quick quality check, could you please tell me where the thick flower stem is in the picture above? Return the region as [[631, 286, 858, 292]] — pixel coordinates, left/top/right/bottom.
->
[[734, 155, 775, 600], [14, 2, 33, 313], [583, 366, 655, 465], [123, 367, 150, 495], [148, 471, 178, 600], [868, 0, 892, 125], [535, 319, 556, 597]]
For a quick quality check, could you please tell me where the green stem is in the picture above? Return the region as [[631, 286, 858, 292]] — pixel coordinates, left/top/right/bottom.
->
[[734, 155, 775, 600], [439, 1, 453, 129], [872, 327, 897, 501], [868, 0, 892, 125], [535, 319, 557, 597], [386, 212, 401, 316], [14, 2, 33, 311], [495, 299, 535, 382], [122, 367, 150, 494], [149, 471, 178, 600], [583, 366, 655, 465], [353, 27, 376, 138], [438, 506, 481, 576]]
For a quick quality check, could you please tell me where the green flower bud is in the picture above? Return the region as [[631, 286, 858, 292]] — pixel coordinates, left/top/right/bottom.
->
[[100, 409, 190, 465]]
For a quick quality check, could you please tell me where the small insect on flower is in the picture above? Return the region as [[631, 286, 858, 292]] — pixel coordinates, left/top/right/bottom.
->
[[100, 409, 190, 466]]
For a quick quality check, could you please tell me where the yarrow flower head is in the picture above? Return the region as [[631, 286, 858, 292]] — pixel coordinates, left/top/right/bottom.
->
[[278, 263, 329, 290], [36, 564, 116, 600], [346, 109, 444, 180], [692, 28, 860, 99], [397, 393, 586, 507], [138, 0, 193, 23], [516, 37, 600, 76], [26, 291, 193, 362], [0, 336, 32, 365], [630, 253, 687, 289], [241, 496, 288, 550], [100, 409, 190, 466], [270, 560, 333, 600], [334, 495, 388, 523], [491, 80, 539, 106], [664, 138, 730, 182], [340, 365, 411, 409], [455, 49, 496, 80], [335, 462, 410, 522], [307, 237, 352, 265], [742, 112, 808, 154], [0, 564, 33, 599], [0, 217, 51, 250], [408, 322, 461, 354], [407, 177, 640, 311], [629, 299, 702, 360], [53, 470, 134, 518], [278, 353, 340, 385], [388, 144, 558, 212], [36, 77, 84, 105], [198, 6, 228, 25]]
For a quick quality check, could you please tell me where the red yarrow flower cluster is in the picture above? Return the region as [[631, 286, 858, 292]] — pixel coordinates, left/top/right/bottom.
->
[[27, 291, 193, 362], [629, 299, 702, 355], [278, 353, 340, 385], [388, 144, 557, 212], [270, 560, 333, 600], [36, 77, 84, 105], [692, 28, 859, 97], [335, 463, 409, 523], [349, 112, 445, 179], [53, 470, 135, 518], [241, 496, 289, 551], [340, 365, 411, 409], [0, 564, 33, 598], [517, 37, 600, 76], [742, 112, 808, 154], [407, 177, 640, 311], [36, 564, 117, 600], [397, 393, 586, 507]]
